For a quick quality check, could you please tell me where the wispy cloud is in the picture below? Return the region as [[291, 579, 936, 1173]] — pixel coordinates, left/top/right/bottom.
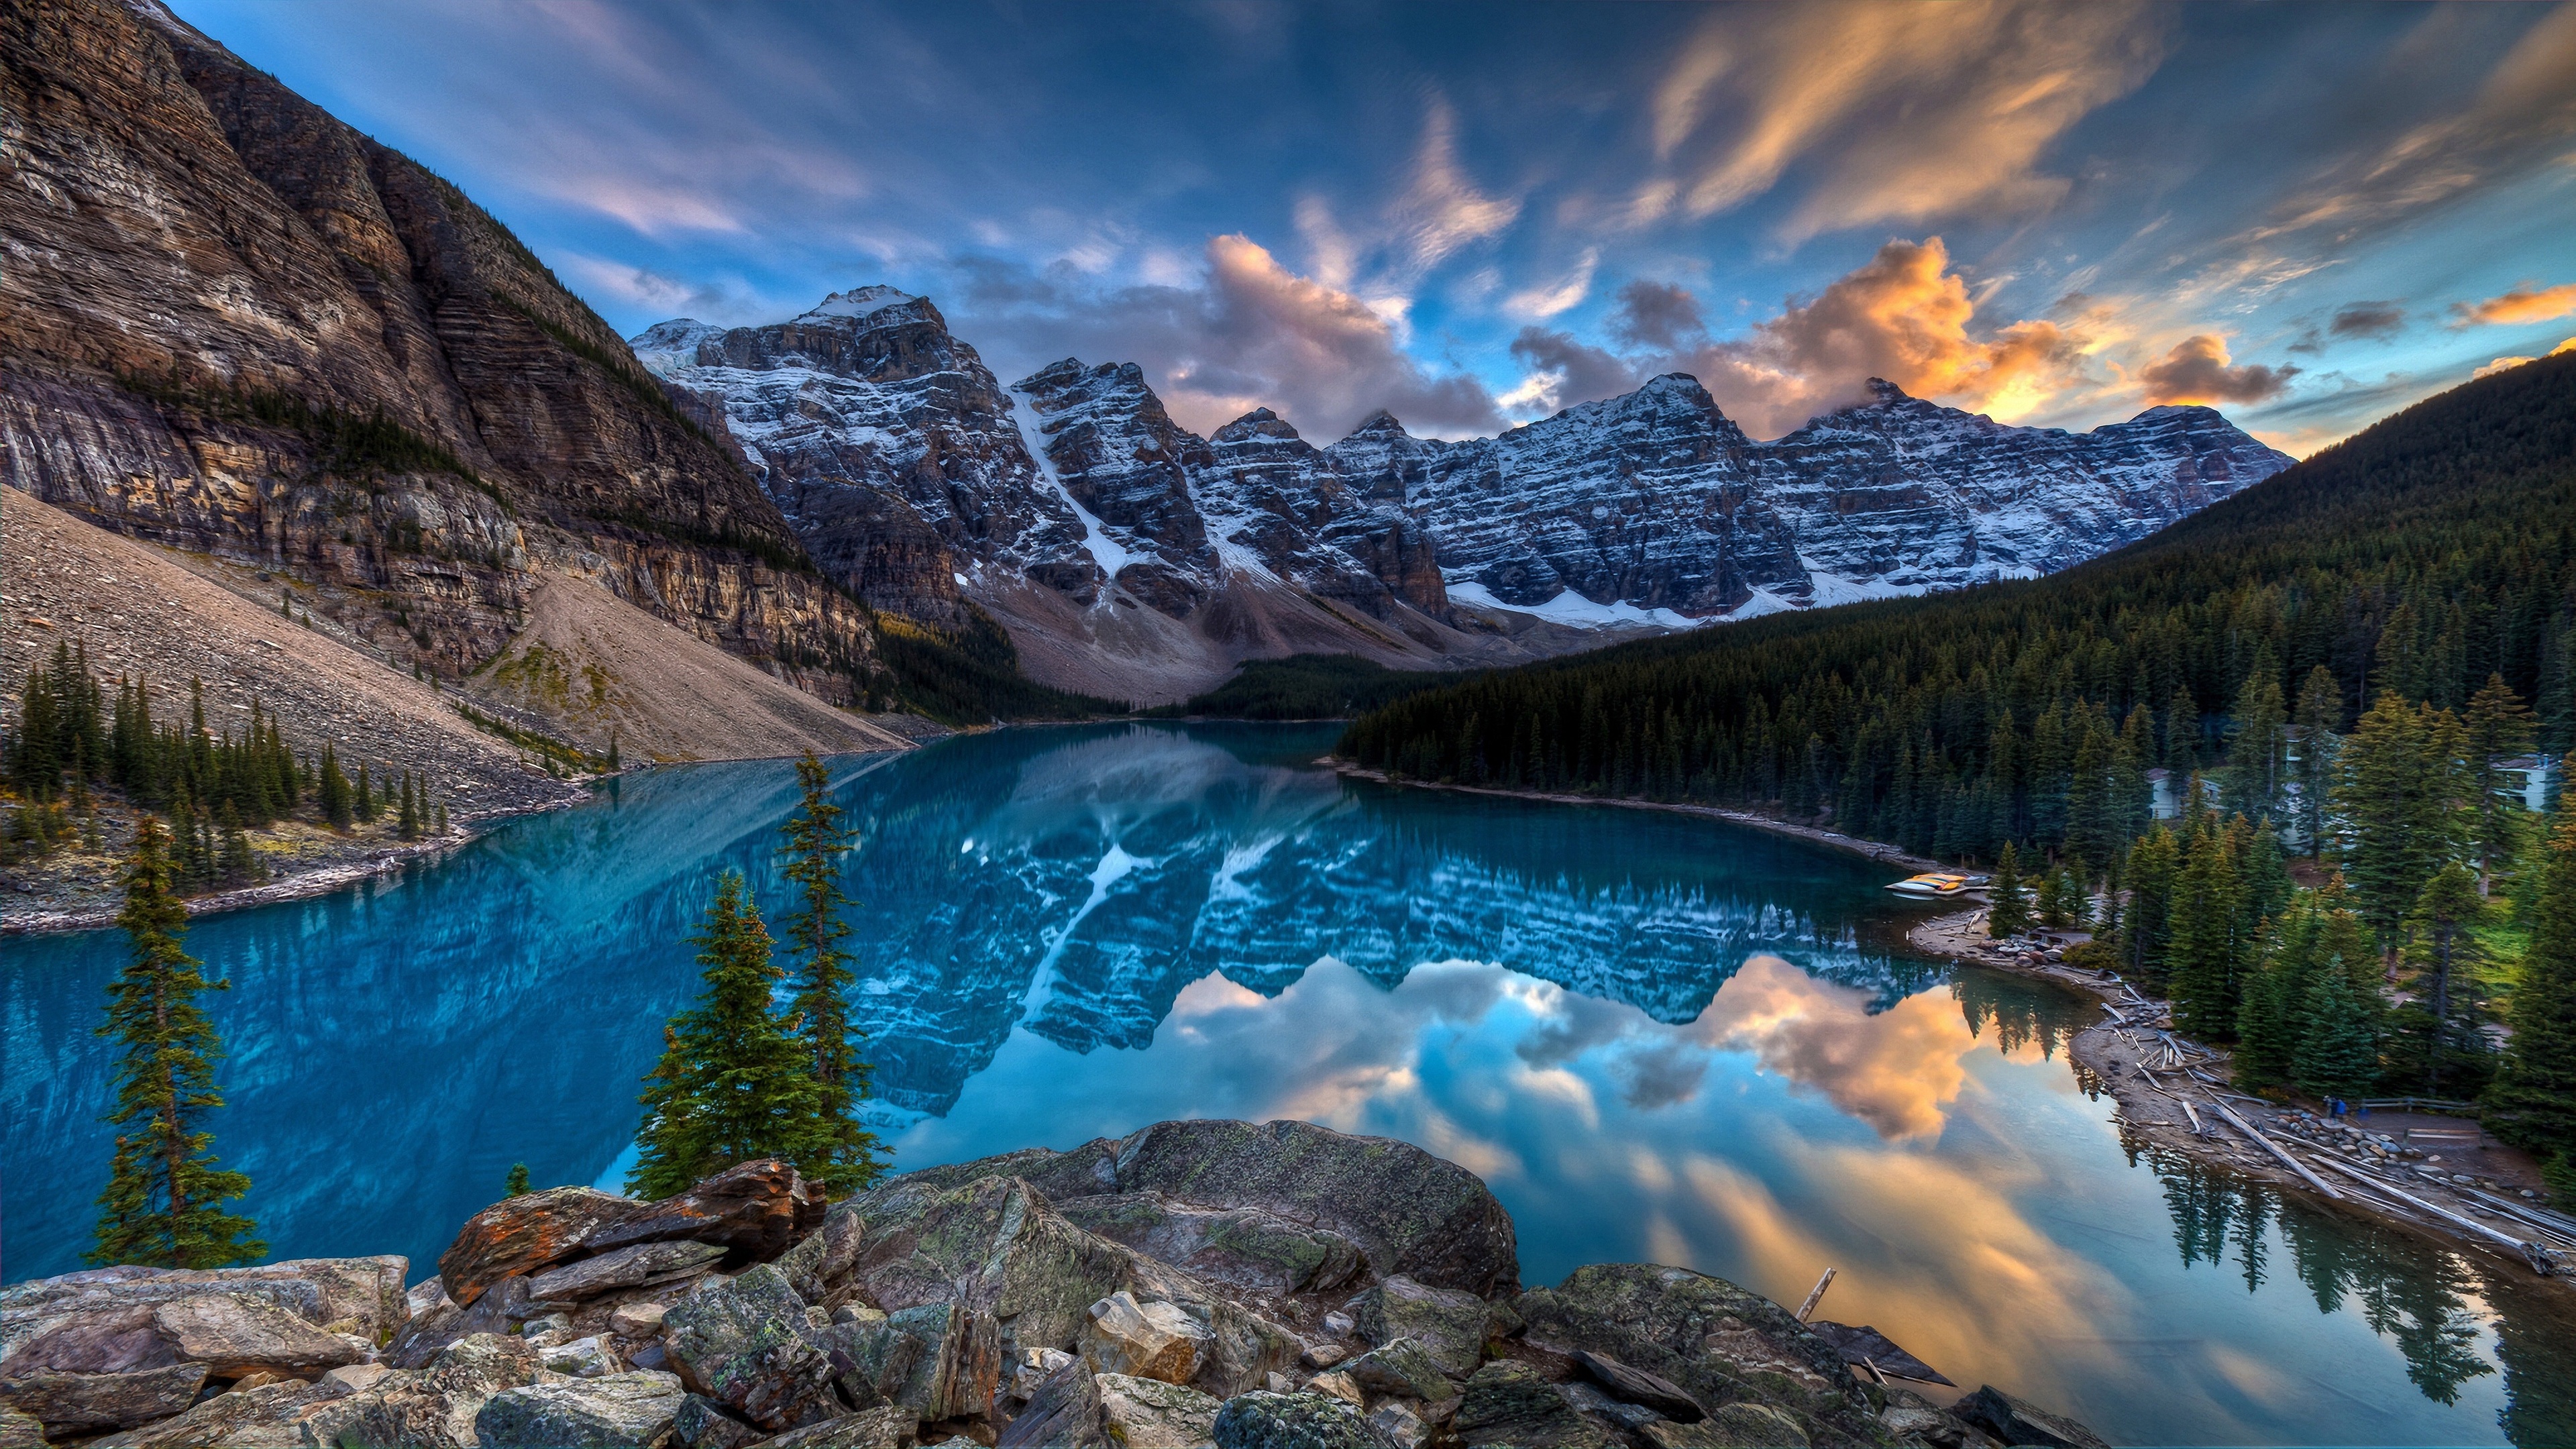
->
[[1504, 248, 1599, 319], [2451, 281, 2576, 327], [1389, 95, 1523, 274]]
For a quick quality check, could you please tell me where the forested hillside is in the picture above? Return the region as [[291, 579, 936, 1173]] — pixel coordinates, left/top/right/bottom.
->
[[1342, 352, 2575, 851]]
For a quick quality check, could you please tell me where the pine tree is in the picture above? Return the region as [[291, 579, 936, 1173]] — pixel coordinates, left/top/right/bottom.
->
[[2400, 862, 2489, 1094], [88, 818, 264, 1268], [318, 747, 353, 831], [2463, 674, 2537, 891], [2227, 652, 2290, 821], [2296, 967, 2383, 1102], [775, 754, 886, 1196], [2169, 822, 2249, 1038], [2122, 824, 2181, 988], [1987, 841, 2031, 939], [628, 872, 829, 1200], [504, 1163, 531, 1197], [398, 771, 422, 842], [2489, 800, 2576, 1185], [354, 762, 375, 824], [2332, 694, 2451, 954], [2238, 901, 2322, 1089]]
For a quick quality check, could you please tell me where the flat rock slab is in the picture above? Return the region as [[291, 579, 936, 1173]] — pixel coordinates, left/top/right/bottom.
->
[[1953, 1385, 2110, 1449], [474, 1370, 688, 1448], [758, 1405, 920, 1447], [526, 1240, 727, 1307], [996, 1362, 1108, 1449], [1572, 1348, 1703, 1422], [3, 1294, 365, 1381], [0, 1363, 209, 1434]]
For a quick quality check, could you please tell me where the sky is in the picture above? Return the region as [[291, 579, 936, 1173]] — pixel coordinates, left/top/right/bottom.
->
[[168, 0, 2576, 454]]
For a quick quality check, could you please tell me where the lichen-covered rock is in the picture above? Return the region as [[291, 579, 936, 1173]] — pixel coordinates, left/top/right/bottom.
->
[[1452, 1362, 1613, 1448], [1347, 1277, 1495, 1377], [439, 1161, 819, 1309], [1513, 1264, 1872, 1441], [1950, 1387, 2107, 1449], [0, 1363, 208, 1434], [1209, 1391, 1392, 1449], [758, 1405, 918, 1447], [1638, 1402, 1813, 1448], [671, 1392, 764, 1449], [777, 1203, 868, 1307], [1572, 1348, 1703, 1422], [844, 1176, 1293, 1399], [661, 1265, 842, 1432], [1081, 1293, 1208, 1385], [996, 1361, 1107, 1449], [1057, 1193, 1369, 1299], [1097, 1373, 1222, 1448], [472, 1371, 687, 1448], [294, 1332, 541, 1449], [1338, 1339, 1456, 1404]]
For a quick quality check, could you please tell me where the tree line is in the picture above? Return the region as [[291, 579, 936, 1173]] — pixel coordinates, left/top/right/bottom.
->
[[81, 753, 885, 1269], [1341, 351, 2576, 1190]]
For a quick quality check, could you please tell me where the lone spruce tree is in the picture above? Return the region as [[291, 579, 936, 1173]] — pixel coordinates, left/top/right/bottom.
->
[[777, 754, 887, 1195], [628, 871, 826, 1199], [1987, 841, 2030, 938], [89, 817, 264, 1268]]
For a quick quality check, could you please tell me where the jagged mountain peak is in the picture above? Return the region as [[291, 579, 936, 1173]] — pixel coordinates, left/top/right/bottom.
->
[[1212, 407, 1304, 443], [1344, 409, 1411, 441], [800, 284, 918, 321]]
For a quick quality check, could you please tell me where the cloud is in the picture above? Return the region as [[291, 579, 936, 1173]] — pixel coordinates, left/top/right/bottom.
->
[[1682, 955, 1980, 1140], [1666, 236, 2088, 437], [2327, 301, 2407, 340], [1389, 96, 1522, 274], [1504, 249, 1600, 320], [1647, 0, 2168, 239], [559, 254, 769, 323], [2451, 282, 2576, 327], [2475, 336, 2576, 378], [937, 236, 1504, 441], [2137, 335, 2300, 405], [1505, 327, 1639, 417], [1609, 280, 1707, 351]]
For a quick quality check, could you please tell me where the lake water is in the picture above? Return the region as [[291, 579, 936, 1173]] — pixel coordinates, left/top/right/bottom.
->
[[7, 722, 2573, 1444]]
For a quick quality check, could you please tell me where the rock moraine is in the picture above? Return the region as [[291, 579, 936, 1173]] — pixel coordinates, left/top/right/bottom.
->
[[2, 1120, 2105, 1448]]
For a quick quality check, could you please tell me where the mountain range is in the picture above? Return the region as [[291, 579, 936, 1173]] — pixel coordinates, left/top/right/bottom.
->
[[638, 290, 2292, 700]]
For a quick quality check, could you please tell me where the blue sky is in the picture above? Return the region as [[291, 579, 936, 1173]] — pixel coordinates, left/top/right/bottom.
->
[[170, 0, 2576, 451]]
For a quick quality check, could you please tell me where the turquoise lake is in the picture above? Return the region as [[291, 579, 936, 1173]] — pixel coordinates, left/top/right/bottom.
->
[[7, 722, 2573, 1444]]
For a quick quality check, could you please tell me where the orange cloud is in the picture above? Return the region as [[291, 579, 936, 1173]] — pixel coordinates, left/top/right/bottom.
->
[[2451, 282, 2576, 327], [2474, 336, 2576, 378], [1677, 237, 2088, 437], [1684, 954, 1983, 1138], [2135, 334, 2298, 406]]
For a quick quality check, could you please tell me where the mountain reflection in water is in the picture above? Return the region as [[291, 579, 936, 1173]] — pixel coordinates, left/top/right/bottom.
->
[[4, 723, 2571, 1446]]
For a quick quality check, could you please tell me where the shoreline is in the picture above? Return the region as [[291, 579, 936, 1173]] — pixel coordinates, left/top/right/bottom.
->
[[1331, 763, 2576, 1286]]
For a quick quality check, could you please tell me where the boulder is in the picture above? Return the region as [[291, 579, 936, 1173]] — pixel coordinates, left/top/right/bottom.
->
[[996, 1361, 1107, 1449], [3, 1293, 366, 1381], [1451, 1362, 1612, 1449], [540, 1336, 616, 1379], [661, 1265, 843, 1432], [405, 1279, 454, 1322], [0, 1363, 209, 1434], [439, 1161, 820, 1309], [775, 1203, 868, 1307], [1346, 1278, 1493, 1377], [672, 1393, 765, 1449], [1095, 1373, 1222, 1448], [0, 1407, 40, 1449], [1080, 1293, 1207, 1385], [1951, 1387, 2109, 1449], [1299, 1344, 1345, 1371], [472, 1371, 688, 1448], [843, 1176, 1292, 1399], [1572, 1349, 1703, 1422], [612, 1303, 669, 1339], [1003, 1348, 1074, 1406], [817, 1304, 1000, 1421], [1338, 1340, 1455, 1404], [296, 1332, 542, 1449], [96, 1378, 356, 1449], [1058, 1193, 1370, 1299], [1303, 1373, 1363, 1407], [916, 1120, 1516, 1297], [526, 1241, 728, 1307], [759, 1405, 919, 1447], [1364, 1402, 1426, 1449], [1, 1260, 409, 1366], [1209, 1391, 1391, 1449]]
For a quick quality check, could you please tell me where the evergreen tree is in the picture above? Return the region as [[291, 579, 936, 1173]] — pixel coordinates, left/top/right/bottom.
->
[[2238, 901, 2322, 1089], [2227, 652, 2290, 821], [2122, 824, 2181, 988], [354, 762, 376, 824], [2170, 823, 2249, 1038], [628, 873, 828, 1200], [2296, 967, 2383, 1102], [88, 818, 263, 1268], [504, 1163, 531, 1197], [2399, 862, 2489, 1094], [318, 747, 353, 831], [398, 771, 422, 842], [2333, 694, 2452, 955], [775, 754, 887, 1195], [2489, 800, 2576, 1185], [1987, 841, 2031, 939], [2463, 674, 2537, 890], [607, 731, 621, 773]]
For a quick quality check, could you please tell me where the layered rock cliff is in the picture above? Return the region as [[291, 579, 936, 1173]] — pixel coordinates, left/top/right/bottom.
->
[[0, 0, 882, 703], [645, 292, 2291, 700]]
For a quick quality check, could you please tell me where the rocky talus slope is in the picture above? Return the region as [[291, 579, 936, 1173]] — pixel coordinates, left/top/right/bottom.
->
[[0, 1122, 2107, 1448], [643, 291, 2290, 702], [1, 0, 884, 706]]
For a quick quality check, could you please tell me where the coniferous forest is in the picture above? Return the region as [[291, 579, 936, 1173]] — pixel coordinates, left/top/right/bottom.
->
[[1342, 352, 2576, 1181]]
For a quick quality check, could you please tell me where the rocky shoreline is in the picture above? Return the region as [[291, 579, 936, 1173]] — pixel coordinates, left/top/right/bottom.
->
[[0, 1120, 2106, 1448], [1905, 907, 2576, 1286]]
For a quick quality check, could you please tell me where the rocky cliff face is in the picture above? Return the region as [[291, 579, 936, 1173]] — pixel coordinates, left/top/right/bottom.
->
[[647, 291, 2290, 699], [0, 0, 880, 702]]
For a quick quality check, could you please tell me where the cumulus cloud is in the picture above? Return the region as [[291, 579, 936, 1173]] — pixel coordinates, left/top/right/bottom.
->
[[1645, 0, 2167, 239], [937, 235, 1503, 441], [2137, 335, 2300, 405], [1608, 280, 1707, 351], [2475, 336, 2576, 378], [2451, 282, 2576, 327], [2328, 301, 2408, 340]]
